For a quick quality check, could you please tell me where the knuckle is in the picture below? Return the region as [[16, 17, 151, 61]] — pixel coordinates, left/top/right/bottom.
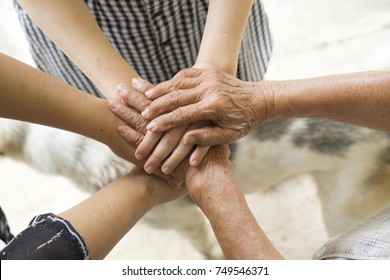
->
[[133, 133, 144, 147], [132, 92, 146, 106], [139, 96, 151, 110], [198, 102, 215, 120], [127, 89, 151, 109], [173, 69, 186, 79], [172, 107, 185, 122], [122, 127, 144, 147], [122, 108, 135, 123], [171, 77, 181, 90], [172, 91, 184, 106], [134, 115, 148, 133], [123, 89, 136, 102]]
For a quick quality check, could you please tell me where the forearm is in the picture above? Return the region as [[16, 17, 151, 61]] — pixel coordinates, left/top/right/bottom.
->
[[197, 175, 282, 259], [271, 71, 390, 131], [59, 171, 155, 259], [0, 53, 138, 164], [196, 0, 253, 74], [186, 146, 282, 259], [16, 0, 139, 99]]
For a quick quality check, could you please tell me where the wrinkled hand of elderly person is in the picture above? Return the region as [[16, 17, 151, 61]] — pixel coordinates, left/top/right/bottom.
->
[[113, 80, 211, 173], [137, 68, 275, 146]]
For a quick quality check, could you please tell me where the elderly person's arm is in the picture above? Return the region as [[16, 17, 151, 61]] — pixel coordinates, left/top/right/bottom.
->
[[137, 69, 390, 145], [185, 145, 283, 260]]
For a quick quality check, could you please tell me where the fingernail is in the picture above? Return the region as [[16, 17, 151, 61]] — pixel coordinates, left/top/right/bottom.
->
[[135, 152, 144, 160], [118, 126, 127, 135], [116, 83, 128, 97], [162, 166, 172, 174], [141, 108, 149, 118], [183, 135, 195, 144], [145, 88, 153, 97], [131, 78, 143, 91], [109, 100, 121, 111], [144, 165, 154, 174], [190, 159, 198, 166], [146, 121, 156, 130]]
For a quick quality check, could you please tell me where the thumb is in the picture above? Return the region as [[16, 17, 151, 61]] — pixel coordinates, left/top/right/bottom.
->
[[183, 126, 237, 146]]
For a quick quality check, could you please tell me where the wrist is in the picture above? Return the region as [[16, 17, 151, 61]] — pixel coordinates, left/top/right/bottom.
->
[[93, 100, 124, 144], [185, 151, 235, 209], [122, 169, 160, 208], [251, 80, 277, 122], [271, 79, 317, 119], [96, 59, 140, 100], [194, 59, 237, 75]]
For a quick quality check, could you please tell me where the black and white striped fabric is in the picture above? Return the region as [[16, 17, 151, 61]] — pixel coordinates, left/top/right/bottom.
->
[[14, 0, 272, 99]]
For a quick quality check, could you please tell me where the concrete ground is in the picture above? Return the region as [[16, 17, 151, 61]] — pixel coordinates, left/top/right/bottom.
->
[[1, 0, 390, 259]]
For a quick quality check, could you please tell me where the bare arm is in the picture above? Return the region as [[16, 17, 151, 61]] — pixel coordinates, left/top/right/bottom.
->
[[59, 167, 186, 259], [274, 72, 390, 132], [195, 0, 254, 74], [16, 0, 140, 100], [0, 53, 146, 166], [185, 145, 283, 260], [138, 69, 390, 145]]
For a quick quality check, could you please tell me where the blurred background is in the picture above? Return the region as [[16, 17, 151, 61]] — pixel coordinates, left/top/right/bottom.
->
[[1, 0, 390, 259]]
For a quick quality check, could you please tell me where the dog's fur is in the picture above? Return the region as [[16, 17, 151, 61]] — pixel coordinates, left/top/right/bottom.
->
[[1, 117, 390, 258]]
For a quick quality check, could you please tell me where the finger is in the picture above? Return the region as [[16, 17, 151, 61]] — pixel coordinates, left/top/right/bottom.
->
[[117, 125, 144, 147], [160, 141, 195, 175], [146, 77, 198, 100], [146, 103, 214, 133], [142, 126, 187, 174], [116, 83, 151, 111], [146, 68, 203, 99], [109, 100, 148, 134], [131, 77, 153, 93], [189, 145, 210, 167], [160, 121, 209, 173], [183, 127, 238, 146], [142, 88, 201, 120], [135, 130, 163, 161]]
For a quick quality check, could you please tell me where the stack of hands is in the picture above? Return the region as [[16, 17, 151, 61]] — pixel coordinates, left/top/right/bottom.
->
[[108, 68, 282, 260], [109, 68, 271, 181]]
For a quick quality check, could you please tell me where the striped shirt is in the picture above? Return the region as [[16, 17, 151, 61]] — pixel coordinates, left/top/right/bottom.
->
[[14, 0, 272, 98]]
